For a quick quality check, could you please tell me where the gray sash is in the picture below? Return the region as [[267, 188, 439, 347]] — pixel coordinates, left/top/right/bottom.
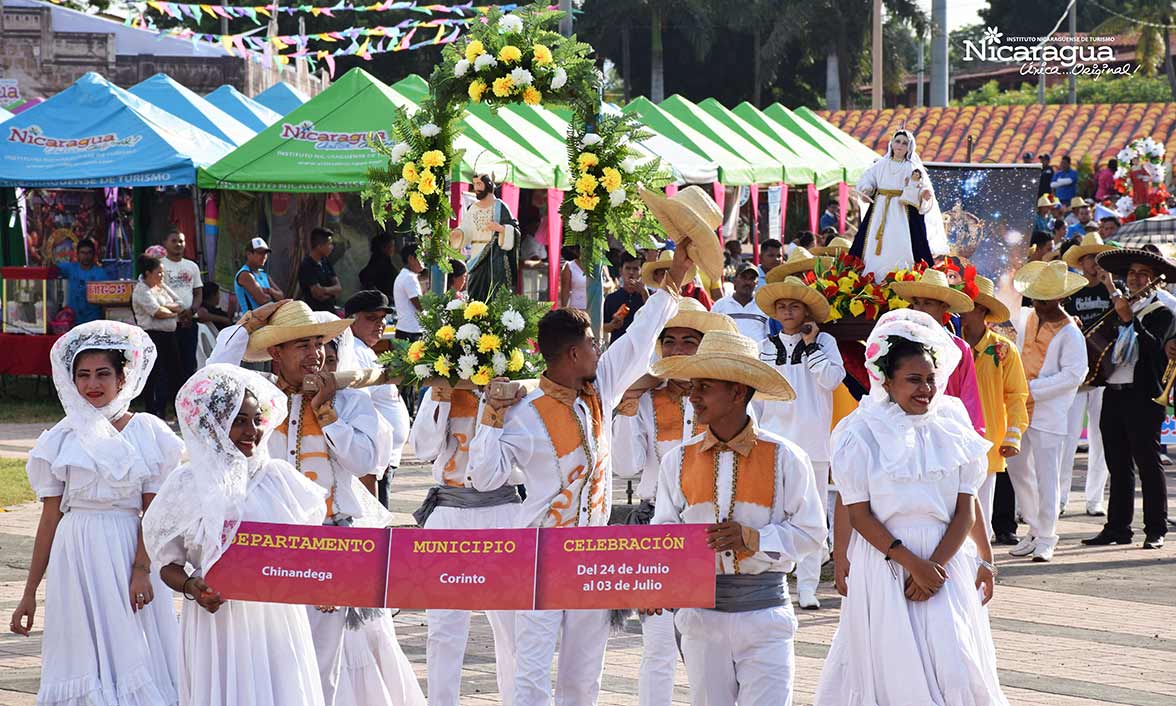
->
[[413, 485, 522, 527], [713, 572, 788, 613], [625, 499, 656, 525]]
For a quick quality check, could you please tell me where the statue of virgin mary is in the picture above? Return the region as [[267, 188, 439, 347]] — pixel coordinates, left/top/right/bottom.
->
[[849, 129, 947, 276]]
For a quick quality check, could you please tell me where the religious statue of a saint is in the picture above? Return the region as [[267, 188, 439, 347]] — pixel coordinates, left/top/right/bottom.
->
[[448, 173, 520, 300]]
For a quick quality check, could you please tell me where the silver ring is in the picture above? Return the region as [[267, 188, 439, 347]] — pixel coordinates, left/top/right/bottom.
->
[[137, 593, 145, 599]]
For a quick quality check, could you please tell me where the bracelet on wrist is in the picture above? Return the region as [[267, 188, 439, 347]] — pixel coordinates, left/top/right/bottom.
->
[[182, 575, 198, 601], [884, 538, 903, 561], [978, 559, 998, 576]]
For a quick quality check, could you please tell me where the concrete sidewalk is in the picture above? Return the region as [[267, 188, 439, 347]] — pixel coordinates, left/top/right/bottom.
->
[[0, 423, 1172, 705]]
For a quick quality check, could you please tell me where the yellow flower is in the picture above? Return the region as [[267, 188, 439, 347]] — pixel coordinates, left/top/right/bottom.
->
[[849, 298, 865, 317], [492, 76, 515, 97], [468, 79, 487, 102], [575, 172, 598, 195], [888, 297, 909, 310], [573, 194, 600, 211], [435, 325, 456, 345], [498, 45, 522, 64], [522, 86, 542, 105], [417, 169, 437, 196], [532, 43, 553, 66], [464, 300, 489, 319], [477, 333, 501, 354], [577, 152, 599, 171], [409, 191, 428, 213], [827, 307, 843, 321], [837, 276, 855, 294], [508, 348, 525, 372], [470, 366, 492, 387], [406, 340, 425, 362], [600, 167, 622, 193], [402, 161, 418, 183], [465, 40, 485, 63], [433, 356, 451, 377], [421, 150, 446, 168]]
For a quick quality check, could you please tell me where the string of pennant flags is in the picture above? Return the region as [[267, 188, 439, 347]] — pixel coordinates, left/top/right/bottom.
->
[[135, 0, 489, 23]]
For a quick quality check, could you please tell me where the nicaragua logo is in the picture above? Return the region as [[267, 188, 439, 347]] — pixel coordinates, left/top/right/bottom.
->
[[8, 125, 143, 154], [279, 120, 389, 151], [962, 26, 1134, 78]]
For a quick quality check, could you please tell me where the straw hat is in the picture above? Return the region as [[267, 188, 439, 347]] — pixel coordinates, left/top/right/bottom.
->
[[245, 300, 355, 362], [1095, 247, 1176, 282], [1012, 260, 1088, 301], [1069, 196, 1091, 209], [638, 185, 724, 283], [755, 275, 831, 323], [651, 331, 795, 401], [971, 274, 1010, 323], [1036, 194, 1057, 209], [1062, 232, 1116, 268], [641, 250, 698, 289], [657, 298, 738, 356], [889, 268, 975, 313], [813, 236, 852, 256], [765, 247, 834, 281]]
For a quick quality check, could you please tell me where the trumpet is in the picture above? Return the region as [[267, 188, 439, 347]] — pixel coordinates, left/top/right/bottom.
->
[[1154, 360, 1176, 406]]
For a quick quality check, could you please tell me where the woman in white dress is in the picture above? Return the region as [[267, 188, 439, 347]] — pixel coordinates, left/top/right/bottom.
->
[[314, 317, 427, 706], [142, 364, 327, 706], [9, 321, 181, 706], [815, 309, 1007, 706], [849, 129, 947, 277]]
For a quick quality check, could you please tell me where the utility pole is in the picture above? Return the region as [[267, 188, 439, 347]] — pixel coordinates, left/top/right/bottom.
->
[[871, 0, 882, 110], [930, 0, 948, 107], [916, 33, 925, 107], [1068, 0, 1077, 104]]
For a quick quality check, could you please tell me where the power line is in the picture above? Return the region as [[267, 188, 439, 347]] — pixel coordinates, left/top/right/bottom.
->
[[1087, 0, 1176, 30]]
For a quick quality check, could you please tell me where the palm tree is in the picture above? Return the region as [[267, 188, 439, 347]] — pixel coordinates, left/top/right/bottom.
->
[[728, 0, 819, 106], [1093, 1, 1176, 100], [819, 0, 928, 109]]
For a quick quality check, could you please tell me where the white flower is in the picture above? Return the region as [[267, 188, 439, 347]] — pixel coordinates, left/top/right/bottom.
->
[[619, 156, 639, 174], [568, 210, 589, 232], [420, 123, 441, 138], [414, 364, 431, 379], [1118, 148, 1136, 164], [509, 67, 533, 86], [454, 59, 470, 78], [550, 66, 568, 90], [457, 323, 481, 342], [447, 298, 466, 311], [491, 351, 508, 376], [389, 141, 411, 163], [475, 53, 498, 71], [390, 178, 409, 199], [499, 13, 523, 34], [609, 188, 627, 207], [501, 309, 525, 332], [1116, 195, 1135, 217], [456, 353, 479, 379], [415, 218, 432, 236], [581, 133, 602, 147]]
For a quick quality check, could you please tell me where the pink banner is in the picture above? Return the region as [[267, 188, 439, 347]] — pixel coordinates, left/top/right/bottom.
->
[[712, 182, 725, 240], [750, 185, 760, 265], [450, 181, 469, 228], [546, 188, 563, 303], [500, 182, 520, 221], [807, 183, 819, 233], [205, 522, 390, 608], [385, 528, 538, 610], [838, 182, 849, 234], [535, 524, 716, 610]]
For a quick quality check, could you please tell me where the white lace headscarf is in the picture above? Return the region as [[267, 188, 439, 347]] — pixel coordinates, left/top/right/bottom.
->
[[885, 129, 948, 257], [49, 320, 156, 481], [143, 364, 287, 570], [863, 308, 961, 404]]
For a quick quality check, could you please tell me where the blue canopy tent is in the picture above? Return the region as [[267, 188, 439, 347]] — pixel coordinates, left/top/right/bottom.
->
[[205, 85, 282, 132], [254, 82, 309, 116], [129, 74, 255, 147]]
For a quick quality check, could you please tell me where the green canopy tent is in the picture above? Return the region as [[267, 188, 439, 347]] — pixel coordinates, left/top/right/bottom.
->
[[763, 103, 871, 183], [793, 106, 881, 169], [729, 102, 843, 189], [659, 95, 784, 185]]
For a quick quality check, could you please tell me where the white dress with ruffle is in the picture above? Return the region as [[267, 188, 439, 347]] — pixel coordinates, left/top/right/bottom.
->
[[814, 396, 1008, 706], [153, 460, 328, 706], [334, 612, 426, 706], [26, 413, 182, 706]]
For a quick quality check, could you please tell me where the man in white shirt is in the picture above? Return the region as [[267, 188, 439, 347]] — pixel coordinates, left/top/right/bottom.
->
[[160, 227, 203, 381], [344, 290, 411, 507], [712, 263, 769, 342], [393, 242, 425, 342], [469, 246, 694, 706]]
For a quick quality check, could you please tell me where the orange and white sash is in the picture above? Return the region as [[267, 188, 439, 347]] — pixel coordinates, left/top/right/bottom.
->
[[532, 392, 611, 527], [440, 389, 479, 487]]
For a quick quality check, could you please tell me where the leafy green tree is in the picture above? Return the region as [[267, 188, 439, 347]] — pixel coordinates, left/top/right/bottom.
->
[[1093, 0, 1176, 99], [954, 74, 1176, 106]]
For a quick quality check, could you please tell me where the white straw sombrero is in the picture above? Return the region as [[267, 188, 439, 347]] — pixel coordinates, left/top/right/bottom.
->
[[765, 247, 834, 281], [813, 236, 852, 256], [1062, 232, 1116, 269], [641, 250, 698, 289], [755, 275, 831, 323], [1012, 260, 1088, 301], [972, 274, 1010, 323], [889, 268, 975, 313], [657, 298, 738, 356], [245, 301, 354, 362], [638, 185, 724, 282], [651, 330, 795, 401]]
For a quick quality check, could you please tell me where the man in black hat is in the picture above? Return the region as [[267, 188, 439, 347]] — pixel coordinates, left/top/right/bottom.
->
[[345, 289, 411, 508], [1083, 249, 1175, 549]]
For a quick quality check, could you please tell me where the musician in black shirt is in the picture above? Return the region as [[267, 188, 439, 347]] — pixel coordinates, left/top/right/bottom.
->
[[1083, 248, 1176, 550], [1060, 235, 1118, 516]]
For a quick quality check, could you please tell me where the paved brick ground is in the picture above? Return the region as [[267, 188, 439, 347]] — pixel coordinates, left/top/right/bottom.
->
[[0, 422, 1172, 705]]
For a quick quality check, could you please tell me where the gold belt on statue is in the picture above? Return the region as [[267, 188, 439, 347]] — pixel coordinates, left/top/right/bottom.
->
[[871, 189, 903, 256]]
